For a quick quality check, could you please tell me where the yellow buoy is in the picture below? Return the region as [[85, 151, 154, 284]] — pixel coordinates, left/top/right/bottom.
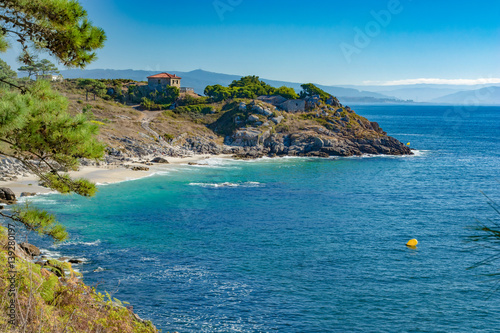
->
[[406, 142, 411, 146], [406, 239, 418, 247]]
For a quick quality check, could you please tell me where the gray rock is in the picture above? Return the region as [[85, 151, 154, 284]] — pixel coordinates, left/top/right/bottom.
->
[[247, 114, 260, 122], [262, 109, 274, 116], [69, 259, 85, 264], [271, 116, 284, 124], [151, 157, 169, 163], [252, 105, 264, 113], [131, 166, 149, 171], [19, 242, 41, 257], [0, 188, 16, 204]]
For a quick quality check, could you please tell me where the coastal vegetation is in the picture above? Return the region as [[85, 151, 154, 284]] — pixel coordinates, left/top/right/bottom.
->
[[18, 58, 60, 79], [0, 227, 157, 332], [0, 0, 159, 331], [204, 75, 299, 101], [0, 2, 409, 331], [20, 75, 408, 160]]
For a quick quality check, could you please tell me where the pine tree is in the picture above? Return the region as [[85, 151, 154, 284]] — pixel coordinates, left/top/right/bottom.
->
[[0, 58, 16, 87], [0, 0, 107, 242], [37, 59, 59, 76], [0, 0, 106, 68]]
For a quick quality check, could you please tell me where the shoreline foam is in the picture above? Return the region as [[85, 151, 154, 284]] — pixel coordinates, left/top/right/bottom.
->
[[0, 154, 233, 197], [0, 151, 426, 197]]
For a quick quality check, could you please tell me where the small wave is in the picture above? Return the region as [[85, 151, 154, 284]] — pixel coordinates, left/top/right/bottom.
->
[[51, 239, 101, 248], [188, 181, 262, 188], [140, 257, 159, 262], [56, 257, 88, 264], [93, 267, 105, 273], [188, 158, 242, 169], [194, 158, 232, 166], [25, 197, 58, 205], [40, 249, 62, 258], [409, 149, 429, 157], [341, 149, 429, 159]]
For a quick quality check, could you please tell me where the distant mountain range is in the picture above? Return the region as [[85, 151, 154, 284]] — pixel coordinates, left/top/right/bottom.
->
[[430, 86, 500, 105], [55, 69, 500, 105], [56, 69, 406, 105], [342, 83, 500, 104]]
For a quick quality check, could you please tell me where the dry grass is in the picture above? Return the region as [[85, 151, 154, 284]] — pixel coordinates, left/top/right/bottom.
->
[[0, 227, 158, 333]]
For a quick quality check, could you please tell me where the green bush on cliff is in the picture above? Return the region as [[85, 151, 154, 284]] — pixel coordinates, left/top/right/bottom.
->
[[204, 75, 299, 102], [175, 104, 214, 114], [299, 83, 334, 102], [40, 275, 59, 303], [0, 227, 157, 332]]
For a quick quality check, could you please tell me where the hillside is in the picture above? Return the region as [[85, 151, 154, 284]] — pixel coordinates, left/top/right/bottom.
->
[[44, 78, 411, 167], [0, 226, 158, 332]]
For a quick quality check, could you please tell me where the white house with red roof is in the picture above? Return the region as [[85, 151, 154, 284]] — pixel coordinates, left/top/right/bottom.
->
[[147, 72, 182, 91]]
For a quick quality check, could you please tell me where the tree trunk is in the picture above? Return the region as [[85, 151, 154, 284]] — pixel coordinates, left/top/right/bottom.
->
[[85, 91, 88, 101]]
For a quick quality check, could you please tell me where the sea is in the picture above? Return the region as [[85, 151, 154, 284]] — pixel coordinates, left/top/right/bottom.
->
[[14, 105, 500, 332]]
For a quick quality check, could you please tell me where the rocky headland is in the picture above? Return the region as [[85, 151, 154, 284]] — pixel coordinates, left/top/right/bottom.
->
[[0, 79, 412, 182]]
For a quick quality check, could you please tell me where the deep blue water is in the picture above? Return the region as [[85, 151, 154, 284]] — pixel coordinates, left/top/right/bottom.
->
[[16, 105, 500, 332]]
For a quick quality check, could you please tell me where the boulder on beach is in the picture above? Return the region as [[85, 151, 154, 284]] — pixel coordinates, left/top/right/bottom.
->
[[131, 166, 150, 171], [20, 192, 37, 197], [151, 157, 169, 164], [0, 187, 16, 204]]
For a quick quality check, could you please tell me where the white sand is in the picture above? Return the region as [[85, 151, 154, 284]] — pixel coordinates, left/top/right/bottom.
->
[[0, 154, 233, 197]]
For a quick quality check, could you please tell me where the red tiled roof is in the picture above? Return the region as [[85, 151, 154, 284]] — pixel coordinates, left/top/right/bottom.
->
[[147, 72, 182, 79]]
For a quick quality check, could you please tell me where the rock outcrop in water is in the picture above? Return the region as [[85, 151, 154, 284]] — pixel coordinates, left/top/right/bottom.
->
[[214, 100, 411, 158]]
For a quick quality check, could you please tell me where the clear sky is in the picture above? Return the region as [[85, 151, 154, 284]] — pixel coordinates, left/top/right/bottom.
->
[[3, 0, 500, 85]]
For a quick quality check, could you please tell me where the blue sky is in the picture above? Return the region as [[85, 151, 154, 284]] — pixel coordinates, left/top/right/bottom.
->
[[2, 0, 499, 85]]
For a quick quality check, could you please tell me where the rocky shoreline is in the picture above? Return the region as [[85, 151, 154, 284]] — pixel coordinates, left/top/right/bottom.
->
[[0, 187, 160, 331], [1, 134, 411, 181]]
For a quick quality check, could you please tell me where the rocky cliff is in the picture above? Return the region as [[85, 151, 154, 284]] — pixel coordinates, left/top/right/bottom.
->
[[0, 93, 411, 178]]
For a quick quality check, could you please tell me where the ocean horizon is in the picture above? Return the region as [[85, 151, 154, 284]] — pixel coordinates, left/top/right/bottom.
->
[[23, 105, 500, 332]]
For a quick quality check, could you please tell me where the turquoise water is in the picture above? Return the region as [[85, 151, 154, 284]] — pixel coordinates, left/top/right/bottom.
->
[[22, 106, 500, 332]]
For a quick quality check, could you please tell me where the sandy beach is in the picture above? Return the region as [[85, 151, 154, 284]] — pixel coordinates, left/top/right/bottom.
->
[[0, 154, 232, 197]]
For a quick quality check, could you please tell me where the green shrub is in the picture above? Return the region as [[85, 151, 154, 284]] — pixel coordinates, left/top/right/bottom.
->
[[174, 105, 213, 114], [163, 133, 175, 141], [40, 275, 59, 303], [176, 95, 208, 106]]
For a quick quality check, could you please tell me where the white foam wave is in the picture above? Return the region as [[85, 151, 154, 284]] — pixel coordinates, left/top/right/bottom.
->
[[40, 249, 62, 259], [409, 149, 429, 157], [341, 149, 429, 159], [187, 158, 242, 169], [56, 257, 89, 263], [188, 181, 262, 188], [140, 257, 159, 262], [51, 239, 101, 248]]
